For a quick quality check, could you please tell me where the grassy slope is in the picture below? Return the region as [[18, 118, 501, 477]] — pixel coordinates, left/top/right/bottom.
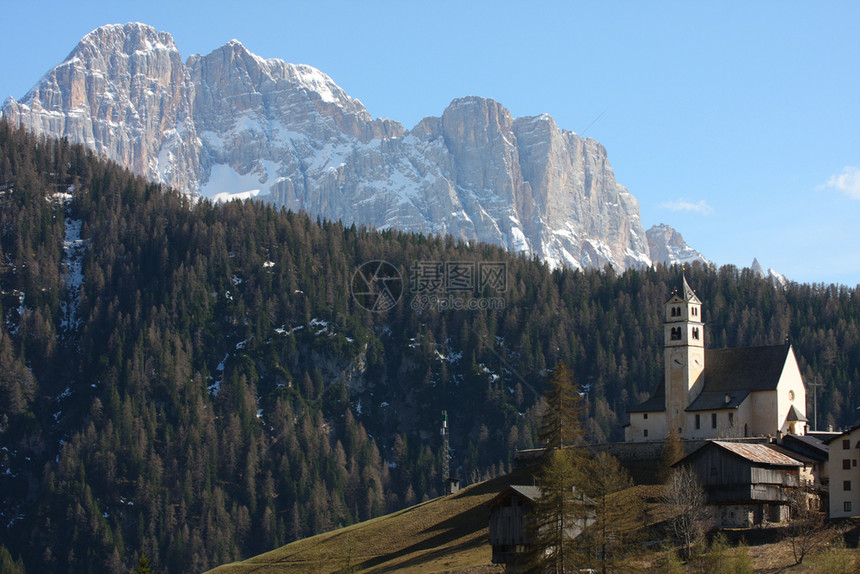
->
[[208, 472, 860, 574], [206, 474, 524, 574]]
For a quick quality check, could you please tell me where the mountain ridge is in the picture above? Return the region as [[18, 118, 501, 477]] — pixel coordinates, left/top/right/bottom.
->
[[1, 22, 705, 272]]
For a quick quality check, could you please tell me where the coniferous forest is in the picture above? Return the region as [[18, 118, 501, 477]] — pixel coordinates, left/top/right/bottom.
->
[[1, 120, 860, 572]]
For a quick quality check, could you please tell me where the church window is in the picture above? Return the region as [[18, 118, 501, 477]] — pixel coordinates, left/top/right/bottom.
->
[[845, 480, 852, 492], [711, 413, 717, 428], [844, 439, 851, 450], [844, 459, 851, 470], [692, 327, 700, 340], [692, 307, 698, 316], [671, 327, 681, 340], [845, 501, 852, 512], [695, 414, 701, 429], [788, 390, 795, 402]]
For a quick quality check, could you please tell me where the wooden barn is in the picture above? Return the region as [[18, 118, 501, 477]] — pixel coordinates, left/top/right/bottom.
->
[[487, 485, 595, 566], [676, 440, 806, 527]]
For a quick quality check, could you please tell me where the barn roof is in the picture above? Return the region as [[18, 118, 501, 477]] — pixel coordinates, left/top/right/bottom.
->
[[711, 441, 803, 466], [488, 485, 542, 510]]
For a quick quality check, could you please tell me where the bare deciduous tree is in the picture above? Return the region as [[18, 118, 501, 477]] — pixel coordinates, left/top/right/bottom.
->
[[785, 486, 828, 564], [663, 465, 710, 557]]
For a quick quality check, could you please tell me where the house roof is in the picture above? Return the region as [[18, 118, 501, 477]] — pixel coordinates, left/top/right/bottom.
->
[[711, 441, 803, 467], [629, 344, 794, 414], [781, 433, 829, 462], [823, 424, 860, 445]]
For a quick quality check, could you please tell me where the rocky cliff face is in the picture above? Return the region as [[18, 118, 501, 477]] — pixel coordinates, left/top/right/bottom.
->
[[646, 224, 709, 267], [1, 22, 704, 271]]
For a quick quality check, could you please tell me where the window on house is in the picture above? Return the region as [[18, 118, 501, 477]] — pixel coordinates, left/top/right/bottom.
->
[[729, 412, 734, 426], [695, 414, 701, 429], [844, 439, 851, 450], [845, 480, 852, 491], [854, 459, 857, 467], [643, 413, 648, 420], [712, 413, 717, 429], [845, 459, 852, 470], [644, 429, 649, 438], [846, 501, 853, 512]]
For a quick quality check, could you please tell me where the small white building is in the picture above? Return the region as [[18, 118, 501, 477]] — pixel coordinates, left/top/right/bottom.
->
[[625, 275, 808, 442], [825, 425, 860, 518]]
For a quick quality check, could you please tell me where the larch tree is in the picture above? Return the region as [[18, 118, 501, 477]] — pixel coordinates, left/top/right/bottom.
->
[[579, 452, 638, 574], [524, 361, 591, 573]]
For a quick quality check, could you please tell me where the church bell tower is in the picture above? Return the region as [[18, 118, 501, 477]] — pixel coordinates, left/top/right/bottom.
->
[[663, 274, 705, 435]]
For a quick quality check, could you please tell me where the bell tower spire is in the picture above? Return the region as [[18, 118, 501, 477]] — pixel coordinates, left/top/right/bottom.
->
[[663, 272, 705, 435]]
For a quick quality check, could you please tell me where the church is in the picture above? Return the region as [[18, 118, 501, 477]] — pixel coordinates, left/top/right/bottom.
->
[[625, 276, 808, 442]]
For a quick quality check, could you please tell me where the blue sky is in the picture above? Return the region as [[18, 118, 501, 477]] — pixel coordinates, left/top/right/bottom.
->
[[1, 1, 858, 285]]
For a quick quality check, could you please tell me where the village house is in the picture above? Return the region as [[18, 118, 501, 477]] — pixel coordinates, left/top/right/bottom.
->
[[675, 440, 813, 527], [625, 275, 808, 442], [825, 425, 860, 518]]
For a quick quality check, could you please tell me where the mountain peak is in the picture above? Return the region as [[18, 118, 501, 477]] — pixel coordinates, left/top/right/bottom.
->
[[646, 224, 709, 267], [1, 22, 705, 273], [75, 22, 178, 57]]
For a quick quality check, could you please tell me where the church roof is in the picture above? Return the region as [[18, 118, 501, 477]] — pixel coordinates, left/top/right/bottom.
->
[[628, 344, 794, 413], [686, 390, 749, 411], [628, 380, 666, 412], [786, 404, 808, 422], [682, 274, 701, 303], [698, 344, 792, 394]]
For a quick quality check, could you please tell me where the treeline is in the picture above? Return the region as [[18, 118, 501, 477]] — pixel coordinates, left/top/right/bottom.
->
[[1, 120, 859, 572]]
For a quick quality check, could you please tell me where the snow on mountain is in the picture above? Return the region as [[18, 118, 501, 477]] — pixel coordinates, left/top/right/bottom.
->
[[646, 224, 709, 267], [751, 258, 788, 287], [1, 23, 706, 272]]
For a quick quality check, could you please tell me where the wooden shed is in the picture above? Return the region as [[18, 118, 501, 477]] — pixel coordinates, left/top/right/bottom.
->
[[676, 440, 804, 527], [488, 485, 540, 564], [487, 485, 595, 565]]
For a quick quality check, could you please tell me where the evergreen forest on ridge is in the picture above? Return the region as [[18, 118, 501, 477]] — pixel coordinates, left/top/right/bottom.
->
[[1, 121, 860, 573]]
